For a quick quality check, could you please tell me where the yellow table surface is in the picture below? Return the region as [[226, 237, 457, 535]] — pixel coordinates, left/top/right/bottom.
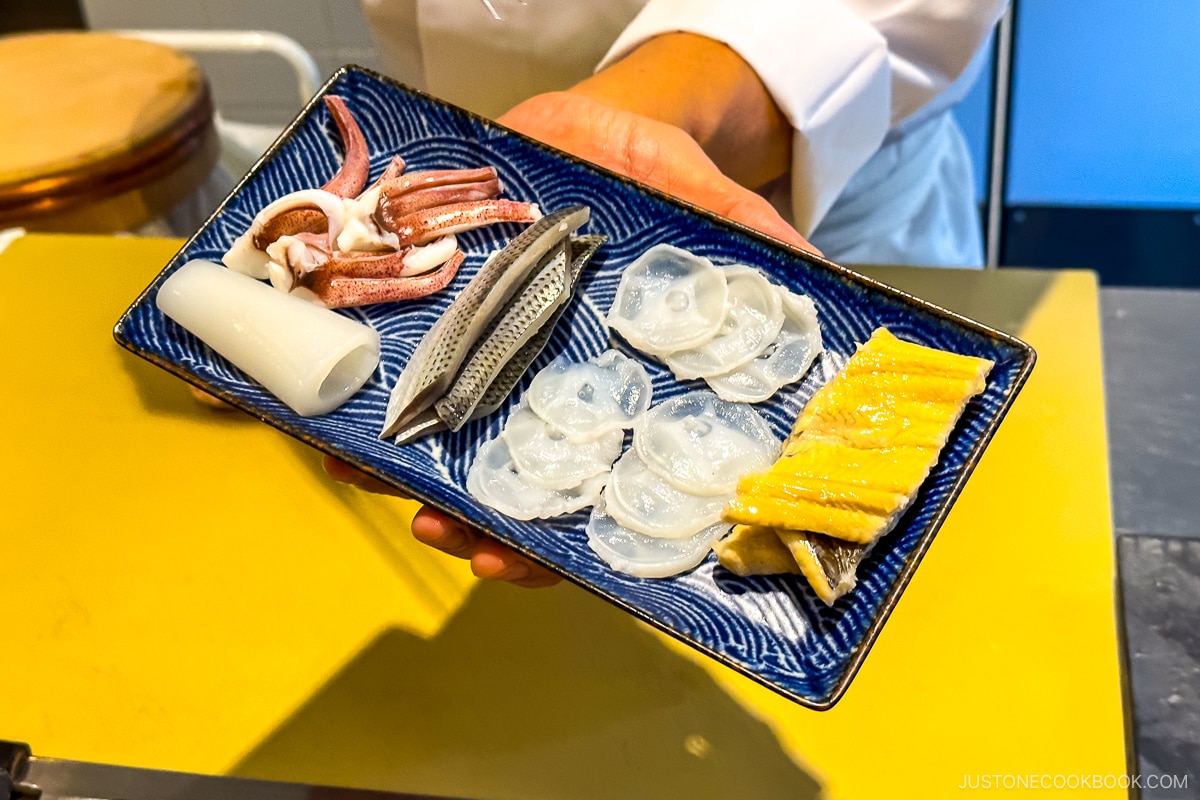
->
[[2, 234, 1126, 799]]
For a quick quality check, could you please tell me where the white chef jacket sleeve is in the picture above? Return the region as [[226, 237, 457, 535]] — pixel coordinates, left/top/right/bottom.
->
[[598, 0, 1003, 237]]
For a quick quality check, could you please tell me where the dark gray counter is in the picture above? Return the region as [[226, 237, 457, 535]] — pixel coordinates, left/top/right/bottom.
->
[[1104, 289, 1200, 539], [1104, 287, 1200, 796]]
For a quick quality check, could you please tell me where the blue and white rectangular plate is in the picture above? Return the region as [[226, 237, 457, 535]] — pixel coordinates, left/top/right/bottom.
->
[[115, 67, 1035, 709]]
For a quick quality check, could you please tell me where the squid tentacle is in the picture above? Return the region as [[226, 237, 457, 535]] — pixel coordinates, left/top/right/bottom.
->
[[377, 166, 497, 198], [382, 199, 542, 247], [361, 155, 408, 196], [224, 96, 548, 309], [314, 235, 458, 280], [249, 189, 347, 252], [227, 189, 345, 278], [248, 96, 373, 250], [321, 96, 370, 198], [253, 208, 327, 250], [300, 249, 467, 308], [378, 179, 501, 221]]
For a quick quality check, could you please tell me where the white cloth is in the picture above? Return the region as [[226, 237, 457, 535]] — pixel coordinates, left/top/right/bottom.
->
[[361, 0, 1004, 267]]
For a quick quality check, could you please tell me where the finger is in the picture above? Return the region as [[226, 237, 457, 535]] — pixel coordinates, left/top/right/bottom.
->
[[470, 537, 562, 588], [624, 122, 820, 255], [710, 186, 821, 256], [322, 455, 412, 497], [515, 97, 818, 257], [411, 506, 483, 559], [190, 384, 236, 410]]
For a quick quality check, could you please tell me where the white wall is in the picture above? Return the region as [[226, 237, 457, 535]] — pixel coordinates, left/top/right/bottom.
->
[[81, 0, 384, 128]]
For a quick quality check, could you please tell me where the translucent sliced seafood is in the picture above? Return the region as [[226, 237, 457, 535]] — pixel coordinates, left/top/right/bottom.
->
[[663, 266, 784, 380], [604, 451, 730, 539], [606, 244, 728, 355], [502, 403, 624, 491], [466, 436, 605, 520], [586, 497, 730, 578], [525, 350, 652, 443], [632, 391, 781, 496], [706, 288, 824, 403]]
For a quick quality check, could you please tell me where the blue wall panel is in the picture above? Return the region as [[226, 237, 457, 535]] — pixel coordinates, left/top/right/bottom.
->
[[1007, 0, 1200, 207]]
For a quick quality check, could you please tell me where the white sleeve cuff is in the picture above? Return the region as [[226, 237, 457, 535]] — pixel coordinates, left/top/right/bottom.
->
[[598, 0, 892, 234]]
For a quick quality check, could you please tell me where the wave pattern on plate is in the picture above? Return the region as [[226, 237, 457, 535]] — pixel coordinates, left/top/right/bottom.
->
[[115, 67, 1035, 709]]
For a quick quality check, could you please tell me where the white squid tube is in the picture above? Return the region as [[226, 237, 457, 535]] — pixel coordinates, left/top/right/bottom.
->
[[156, 260, 380, 416]]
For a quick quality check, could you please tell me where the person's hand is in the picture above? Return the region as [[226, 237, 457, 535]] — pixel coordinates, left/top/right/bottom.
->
[[322, 456, 562, 588], [498, 32, 818, 256], [497, 90, 816, 254], [190, 385, 236, 409]]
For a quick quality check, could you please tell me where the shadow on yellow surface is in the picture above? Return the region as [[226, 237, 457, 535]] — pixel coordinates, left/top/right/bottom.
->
[[230, 579, 823, 800]]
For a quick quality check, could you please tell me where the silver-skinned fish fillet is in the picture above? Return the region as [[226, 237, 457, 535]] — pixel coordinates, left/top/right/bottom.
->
[[469, 234, 605, 420], [387, 235, 605, 444], [381, 205, 590, 438], [391, 409, 447, 446], [434, 245, 572, 430]]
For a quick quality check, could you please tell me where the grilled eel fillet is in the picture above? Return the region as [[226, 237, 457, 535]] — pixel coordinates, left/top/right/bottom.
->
[[716, 327, 993, 604]]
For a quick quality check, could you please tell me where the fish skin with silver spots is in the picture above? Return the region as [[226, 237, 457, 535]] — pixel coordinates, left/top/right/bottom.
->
[[434, 243, 570, 430], [435, 234, 607, 431], [380, 205, 592, 440], [388, 235, 605, 445]]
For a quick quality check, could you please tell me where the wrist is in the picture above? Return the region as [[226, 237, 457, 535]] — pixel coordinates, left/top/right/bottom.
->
[[570, 32, 790, 190]]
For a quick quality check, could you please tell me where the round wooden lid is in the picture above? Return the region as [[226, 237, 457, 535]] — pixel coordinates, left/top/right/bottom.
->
[[0, 31, 216, 230]]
